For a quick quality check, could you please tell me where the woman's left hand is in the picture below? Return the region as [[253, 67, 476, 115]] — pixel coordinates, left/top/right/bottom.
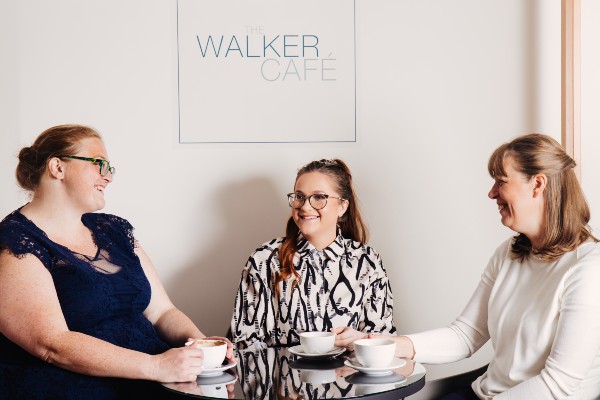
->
[[330, 327, 367, 349]]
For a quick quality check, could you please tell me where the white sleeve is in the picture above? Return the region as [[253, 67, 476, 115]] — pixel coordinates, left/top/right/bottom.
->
[[495, 248, 600, 399]]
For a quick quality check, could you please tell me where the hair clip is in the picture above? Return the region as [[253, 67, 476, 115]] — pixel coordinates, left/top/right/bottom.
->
[[318, 159, 338, 166]]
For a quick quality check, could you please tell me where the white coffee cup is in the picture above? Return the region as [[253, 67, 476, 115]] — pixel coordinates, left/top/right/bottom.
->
[[299, 369, 337, 384], [353, 338, 396, 368], [189, 339, 228, 369], [299, 331, 336, 354]]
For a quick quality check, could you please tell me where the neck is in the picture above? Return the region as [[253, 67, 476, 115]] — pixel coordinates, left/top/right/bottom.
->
[[21, 193, 86, 236], [306, 231, 338, 251], [529, 238, 542, 251]]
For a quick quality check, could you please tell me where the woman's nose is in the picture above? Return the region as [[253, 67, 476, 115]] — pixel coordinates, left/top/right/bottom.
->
[[302, 195, 321, 211], [488, 182, 498, 199], [301, 198, 314, 210]]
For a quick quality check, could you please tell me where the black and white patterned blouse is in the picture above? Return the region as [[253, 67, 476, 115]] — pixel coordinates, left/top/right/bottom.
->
[[230, 233, 396, 349]]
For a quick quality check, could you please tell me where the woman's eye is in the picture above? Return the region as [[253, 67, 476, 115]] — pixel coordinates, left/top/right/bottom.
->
[[313, 194, 327, 201]]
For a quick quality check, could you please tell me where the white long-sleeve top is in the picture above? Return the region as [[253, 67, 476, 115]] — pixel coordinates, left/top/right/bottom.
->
[[408, 238, 600, 399]]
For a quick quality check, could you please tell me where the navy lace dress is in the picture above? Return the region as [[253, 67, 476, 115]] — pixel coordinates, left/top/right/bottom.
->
[[0, 209, 171, 400]]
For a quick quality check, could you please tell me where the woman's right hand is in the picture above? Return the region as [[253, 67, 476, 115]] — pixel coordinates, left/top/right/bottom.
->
[[151, 346, 205, 383]]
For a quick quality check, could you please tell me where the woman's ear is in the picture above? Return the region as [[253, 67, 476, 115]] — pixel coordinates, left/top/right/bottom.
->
[[338, 200, 349, 218], [47, 157, 65, 179], [532, 173, 547, 198]]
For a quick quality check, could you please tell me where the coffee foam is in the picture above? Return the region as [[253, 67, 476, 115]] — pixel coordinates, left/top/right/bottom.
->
[[193, 339, 226, 347]]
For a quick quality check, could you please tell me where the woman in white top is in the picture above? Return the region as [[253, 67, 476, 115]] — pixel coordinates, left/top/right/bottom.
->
[[382, 133, 600, 399]]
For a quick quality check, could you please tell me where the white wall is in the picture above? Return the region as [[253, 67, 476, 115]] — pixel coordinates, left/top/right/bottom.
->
[[0, 0, 569, 380]]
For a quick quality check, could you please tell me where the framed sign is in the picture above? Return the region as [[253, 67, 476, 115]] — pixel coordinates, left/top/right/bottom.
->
[[177, 0, 356, 143]]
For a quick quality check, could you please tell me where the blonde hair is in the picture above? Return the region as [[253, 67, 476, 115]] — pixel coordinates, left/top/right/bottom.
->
[[488, 133, 597, 261]]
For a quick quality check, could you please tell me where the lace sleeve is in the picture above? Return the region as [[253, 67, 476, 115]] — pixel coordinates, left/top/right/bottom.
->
[[0, 212, 52, 268], [84, 213, 139, 250]]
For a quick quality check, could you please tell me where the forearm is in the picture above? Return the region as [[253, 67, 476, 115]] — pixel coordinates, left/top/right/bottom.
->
[[407, 326, 471, 363], [153, 307, 204, 345], [41, 331, 157, 380]]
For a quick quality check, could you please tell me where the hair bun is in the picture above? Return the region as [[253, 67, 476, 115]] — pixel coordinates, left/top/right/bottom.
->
[[18, 146, 38, 164]]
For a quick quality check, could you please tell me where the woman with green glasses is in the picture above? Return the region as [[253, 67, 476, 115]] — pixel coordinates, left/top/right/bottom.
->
[[0, 124, 234, 399]]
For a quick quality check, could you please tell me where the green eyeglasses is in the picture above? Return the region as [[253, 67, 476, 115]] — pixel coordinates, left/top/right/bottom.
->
[[59, 155, 116, 177]]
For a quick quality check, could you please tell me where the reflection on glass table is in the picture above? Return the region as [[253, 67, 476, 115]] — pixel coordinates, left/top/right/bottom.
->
[[162, 346, 426, 399]]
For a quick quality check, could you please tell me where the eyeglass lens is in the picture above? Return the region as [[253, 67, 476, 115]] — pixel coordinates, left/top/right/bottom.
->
[[99, 161, 115, 176]]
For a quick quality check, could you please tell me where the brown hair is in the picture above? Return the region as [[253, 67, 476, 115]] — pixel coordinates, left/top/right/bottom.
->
[[16, 124, 101, 192], [275, 159, 368, 291], [488, 133, 597, 261]]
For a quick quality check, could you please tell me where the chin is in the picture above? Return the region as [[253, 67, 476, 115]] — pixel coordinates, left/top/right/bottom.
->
[[298, 228, 314, 238]]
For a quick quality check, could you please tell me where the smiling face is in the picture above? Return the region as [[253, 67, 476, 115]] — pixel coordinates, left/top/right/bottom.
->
[[488, 156, 545, 244], [62, 137, 113, 213], [291, 171, 348, 250]]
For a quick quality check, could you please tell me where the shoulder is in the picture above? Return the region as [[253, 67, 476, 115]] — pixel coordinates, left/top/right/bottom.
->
[[487, 237, 514, 266], [340, 239, 388, 274], [493, 236, 514, 257], [575, 239, 600, 259], [0, 210, 20, 232], [83, 212, 134, 231], [0, 211, 26, 251], [342, 238, 381, 259], [0, 209, 27, 230], [83, 212, 136, 248], [567, 241, 600, 278], [0, 209, 53, 267], [559, 241, 600, 302], [245, 237, 284, 268], [480, 236, 515, 281], [252, 237, 284, 255]]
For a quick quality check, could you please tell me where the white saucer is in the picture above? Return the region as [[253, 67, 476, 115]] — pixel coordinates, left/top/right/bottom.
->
[[344, 357, 406, 375], [345, 371, 407, 385], [197, 371, 238, 385], [288, 345, 347, 359], [198, 359, 238, 377]]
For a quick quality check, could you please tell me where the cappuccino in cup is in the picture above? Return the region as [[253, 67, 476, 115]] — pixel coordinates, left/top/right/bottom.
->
[[188, 339, 228, 369]]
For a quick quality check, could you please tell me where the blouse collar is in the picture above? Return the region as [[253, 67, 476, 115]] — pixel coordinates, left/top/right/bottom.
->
[[296, 232, 345, 262]]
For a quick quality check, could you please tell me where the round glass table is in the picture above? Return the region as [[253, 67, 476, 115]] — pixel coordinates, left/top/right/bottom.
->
[[161, 346, 426, 399]]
